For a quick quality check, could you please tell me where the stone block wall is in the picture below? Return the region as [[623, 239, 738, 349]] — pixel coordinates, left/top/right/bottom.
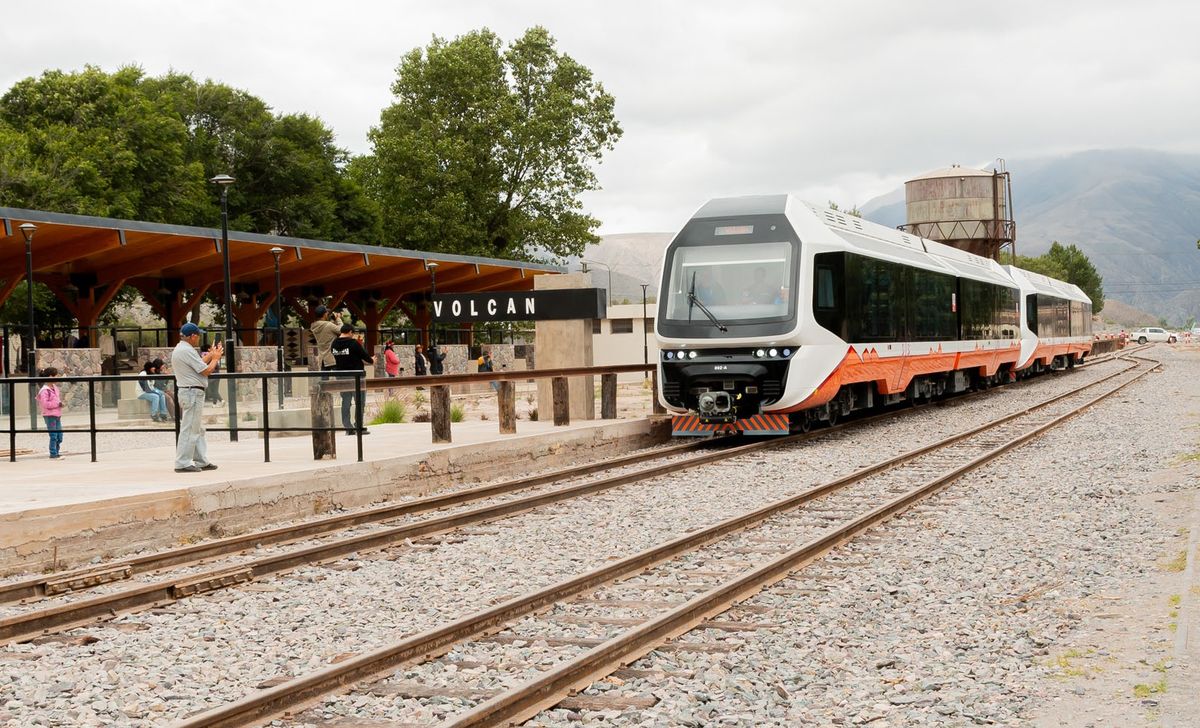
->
[[33, 348, 101, 411], [371, 344, 516, 378], [139, 346, 286, 399]]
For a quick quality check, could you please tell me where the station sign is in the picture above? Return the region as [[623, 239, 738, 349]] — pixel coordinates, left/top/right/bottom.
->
[[431, 289, 607, 323]]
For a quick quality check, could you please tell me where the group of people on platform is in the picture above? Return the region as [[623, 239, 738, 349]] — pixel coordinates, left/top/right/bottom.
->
[[30, 306, 498, 470]]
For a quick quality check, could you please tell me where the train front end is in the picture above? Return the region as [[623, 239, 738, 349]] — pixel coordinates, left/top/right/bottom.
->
[[655, 196, 805, 436]]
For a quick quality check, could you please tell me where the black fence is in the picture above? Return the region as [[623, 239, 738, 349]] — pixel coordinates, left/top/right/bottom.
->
[[3, 370, 365, 464]]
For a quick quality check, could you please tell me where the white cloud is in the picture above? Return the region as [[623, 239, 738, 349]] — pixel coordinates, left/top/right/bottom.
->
[[2, 0, 1197, 235]]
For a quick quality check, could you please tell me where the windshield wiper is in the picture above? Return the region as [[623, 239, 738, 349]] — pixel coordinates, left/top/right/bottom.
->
[[687, 270, 728, 332]]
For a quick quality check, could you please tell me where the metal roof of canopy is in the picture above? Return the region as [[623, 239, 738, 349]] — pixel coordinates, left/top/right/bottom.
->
[[0, 207, 563, 315]]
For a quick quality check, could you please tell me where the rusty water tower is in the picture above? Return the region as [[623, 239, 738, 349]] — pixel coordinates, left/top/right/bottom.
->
[[899, 161, 1015, 261]]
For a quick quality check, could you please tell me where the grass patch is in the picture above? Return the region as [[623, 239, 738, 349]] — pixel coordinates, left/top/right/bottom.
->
[[450, 403, 465, 423], [1133, 677, 1168, 698], [1046, 649, 1091, 678], [369, 398, 408, 425], [1162, 550, 1188, 572]]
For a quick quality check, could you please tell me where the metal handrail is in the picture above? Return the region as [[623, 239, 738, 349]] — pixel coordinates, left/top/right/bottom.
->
[[4, 370, 363, 464]]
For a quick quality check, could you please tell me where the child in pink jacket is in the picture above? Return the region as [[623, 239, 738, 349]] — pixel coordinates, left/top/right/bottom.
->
[[35, 367, 64, 459]]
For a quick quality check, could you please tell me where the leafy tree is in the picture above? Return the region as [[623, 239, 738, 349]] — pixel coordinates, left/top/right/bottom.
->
[[828, 201, 862, 217], [1012, 241, 1105, 314], [362, 26, 621, 261], [0, 67, 380, 243]]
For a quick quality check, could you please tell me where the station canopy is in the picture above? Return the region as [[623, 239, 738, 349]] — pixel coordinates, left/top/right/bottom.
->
[[0, 207, 563, 342]]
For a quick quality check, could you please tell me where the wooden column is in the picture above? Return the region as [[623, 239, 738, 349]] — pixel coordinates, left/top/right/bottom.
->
[[552, 376, 570, 426], [232, 299, 261, 345], [651, 369, 667, 414], [600, 373, 617, 419], [497, 380, 516, 434], [431, 384, 451, 443]]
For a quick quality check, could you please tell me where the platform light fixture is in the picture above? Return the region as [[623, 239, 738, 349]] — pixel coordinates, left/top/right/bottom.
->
[[210, 173, 238, 440]]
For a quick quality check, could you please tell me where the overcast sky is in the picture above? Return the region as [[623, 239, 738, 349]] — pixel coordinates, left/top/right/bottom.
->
[[2, 1, 1198, 234]]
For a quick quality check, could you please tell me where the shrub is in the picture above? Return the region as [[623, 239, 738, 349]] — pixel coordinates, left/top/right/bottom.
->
[[450, 403, 465, 422], [412, 390, 427, 407], [370, 398, 408, 425]]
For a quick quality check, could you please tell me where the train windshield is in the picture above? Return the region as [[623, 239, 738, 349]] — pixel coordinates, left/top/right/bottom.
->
[[664, 241, 794, 324]]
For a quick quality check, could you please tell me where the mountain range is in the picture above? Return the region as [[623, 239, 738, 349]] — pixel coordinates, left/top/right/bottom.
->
[[584, 149, 1200, 325]]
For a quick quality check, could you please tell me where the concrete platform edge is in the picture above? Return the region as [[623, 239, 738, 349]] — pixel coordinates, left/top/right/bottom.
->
[[0, 417, 671, 576]]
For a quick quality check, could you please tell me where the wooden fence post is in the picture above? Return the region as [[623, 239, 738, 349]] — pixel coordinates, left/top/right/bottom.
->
[[431, 384, 451, 443], [552, 376, 570, 426], [600, 373, 617, 419], [497, 380, 516, 434], [651, 369, 667, 414], [311, 383, 336, 459]]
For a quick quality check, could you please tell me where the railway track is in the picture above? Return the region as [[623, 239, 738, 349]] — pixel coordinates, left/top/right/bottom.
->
[[0, 348, 1145, 646], [172, 354, 1159, 727]]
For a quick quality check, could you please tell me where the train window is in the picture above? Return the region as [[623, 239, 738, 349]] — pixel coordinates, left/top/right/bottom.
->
[[960, 279, 1019, 340], [911, 267, 956, 340], [1025, 294, 1038, 334], [816, 266, 836, 309]]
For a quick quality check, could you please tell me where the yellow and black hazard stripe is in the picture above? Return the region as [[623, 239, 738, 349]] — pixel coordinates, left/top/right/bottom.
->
[[672, 414, 790, 437]]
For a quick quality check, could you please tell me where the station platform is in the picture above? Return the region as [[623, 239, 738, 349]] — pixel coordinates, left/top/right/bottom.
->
[[0, 415, 669, 577]]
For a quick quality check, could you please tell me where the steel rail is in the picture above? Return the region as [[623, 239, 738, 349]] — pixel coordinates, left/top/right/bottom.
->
[[172, 357, 1150, 728], [0, 440, 707, 605], [1, 423, 861, 644], [2, 343, 1133, 608], [0, 351, 1134, 639], [445, 355, 1163, 728]]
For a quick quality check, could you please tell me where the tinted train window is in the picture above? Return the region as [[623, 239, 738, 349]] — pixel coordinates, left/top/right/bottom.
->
[[910, 268, 957, 340], [959, 279, 1019, 340], [843, 254, 902, 342]]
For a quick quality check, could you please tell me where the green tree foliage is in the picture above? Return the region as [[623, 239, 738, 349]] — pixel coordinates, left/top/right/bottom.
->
[[1013, 241, 1105, 314], [360, 26, 621, 261], [0, 66, 380, 243], [828, 201, 862, 217]]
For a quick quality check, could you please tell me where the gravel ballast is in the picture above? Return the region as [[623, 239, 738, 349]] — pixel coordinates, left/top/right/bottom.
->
[[0, 353, 1188, 727]]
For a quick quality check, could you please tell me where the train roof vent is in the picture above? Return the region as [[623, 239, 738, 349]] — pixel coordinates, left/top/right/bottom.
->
[[852, 218, 864, 231]]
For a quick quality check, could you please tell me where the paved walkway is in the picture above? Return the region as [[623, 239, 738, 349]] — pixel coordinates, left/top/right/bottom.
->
[[0, 415, 640, 516]]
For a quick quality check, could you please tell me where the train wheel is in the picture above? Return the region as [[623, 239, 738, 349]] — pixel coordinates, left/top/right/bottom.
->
[[826, 404, 839, 427], [794, 414, 811, 433]]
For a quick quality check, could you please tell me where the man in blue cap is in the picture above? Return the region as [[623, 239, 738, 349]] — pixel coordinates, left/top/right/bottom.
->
[[171, 323, 223, 473]]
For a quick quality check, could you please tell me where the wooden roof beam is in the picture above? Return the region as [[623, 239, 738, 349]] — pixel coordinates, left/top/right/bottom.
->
[[94, 239, 216, 283], [0, 230, 123, 280]]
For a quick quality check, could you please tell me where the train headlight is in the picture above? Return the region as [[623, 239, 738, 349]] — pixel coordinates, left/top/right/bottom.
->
[[768, 348, 778, 357], [755, 349, 765, 358], [677, 350, 686, 359], [688, 350, 697, 359], [783, 348, 791, 357], [665, 351, 673, 359]]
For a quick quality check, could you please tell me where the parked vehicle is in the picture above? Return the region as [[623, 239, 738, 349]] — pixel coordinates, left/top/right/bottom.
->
[[1129, 327, 1176, 344]]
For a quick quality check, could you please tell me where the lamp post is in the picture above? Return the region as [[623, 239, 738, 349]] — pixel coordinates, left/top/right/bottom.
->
[[270, 247, 285, 409], [18, 223, 37, 431], [210, 173, 238, 440], [427, 262, 439, 345], [18, 224, 36, 377], [580, 260, 612, 304], [640, 283, 650, 379]]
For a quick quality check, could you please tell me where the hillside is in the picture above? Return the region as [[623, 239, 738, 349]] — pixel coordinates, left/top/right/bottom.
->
[[863, 149, 1200, 324], [584, 150, 1200, 324]]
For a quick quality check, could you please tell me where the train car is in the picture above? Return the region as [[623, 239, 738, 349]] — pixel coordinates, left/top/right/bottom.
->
[[1004, 265, 1093, 374], [656, 195, 1091, 436]]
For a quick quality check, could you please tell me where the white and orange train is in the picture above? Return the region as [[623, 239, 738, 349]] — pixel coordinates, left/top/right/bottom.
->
[[655, 195, 1093, 436]]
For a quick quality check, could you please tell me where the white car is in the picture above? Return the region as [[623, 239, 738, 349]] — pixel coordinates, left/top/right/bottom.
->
[[1129, 327, 1177, 344]]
